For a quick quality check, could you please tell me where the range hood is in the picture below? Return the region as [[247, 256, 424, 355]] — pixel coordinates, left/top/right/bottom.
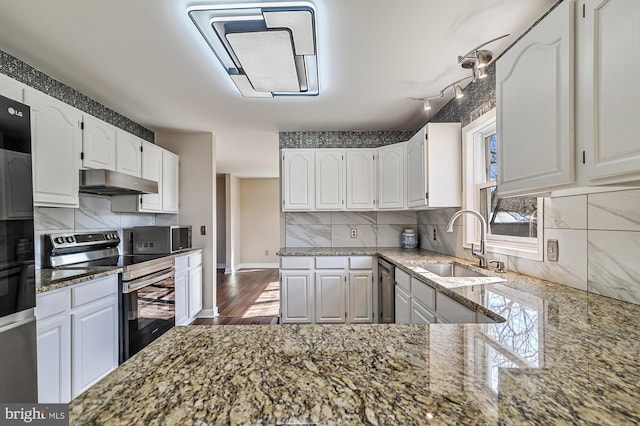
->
[[79, 169, 158, 196]]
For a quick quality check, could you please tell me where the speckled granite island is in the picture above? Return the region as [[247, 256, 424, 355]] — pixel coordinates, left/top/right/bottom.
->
[[69, 248, 640, 425]]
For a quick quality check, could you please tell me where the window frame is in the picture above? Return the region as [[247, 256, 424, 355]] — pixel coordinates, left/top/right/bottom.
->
[[461, 109, 544, 261]]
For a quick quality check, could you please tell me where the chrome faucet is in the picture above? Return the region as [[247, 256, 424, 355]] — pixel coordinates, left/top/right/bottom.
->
[[446, 209, 488, 268]]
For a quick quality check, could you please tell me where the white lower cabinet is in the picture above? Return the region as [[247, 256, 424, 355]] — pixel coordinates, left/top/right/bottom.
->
[[394, 285, 411, 324], [36, 275, 118, 403], [280, 256, 375, 324], [436, 292, 475, 324], [410, 299, 436, 324], [175, 252, 203, 325]]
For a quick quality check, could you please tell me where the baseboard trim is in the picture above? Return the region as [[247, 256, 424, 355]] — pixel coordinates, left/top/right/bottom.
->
[[197, 307, 219, 318], [236, 263, 279, 269], [217, 263, 226, 269]]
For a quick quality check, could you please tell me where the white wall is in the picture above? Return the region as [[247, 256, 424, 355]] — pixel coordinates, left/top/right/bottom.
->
[[216, 175, 226, 268], [239, 178, 280, 266], [156, 132, 217, 317]]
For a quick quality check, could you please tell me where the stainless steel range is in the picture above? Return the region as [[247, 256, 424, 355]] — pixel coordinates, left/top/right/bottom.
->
[[44, 230, 176, 362]]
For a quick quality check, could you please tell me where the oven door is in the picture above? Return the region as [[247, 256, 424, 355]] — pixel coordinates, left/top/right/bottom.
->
[[121, 269, 175, 362]]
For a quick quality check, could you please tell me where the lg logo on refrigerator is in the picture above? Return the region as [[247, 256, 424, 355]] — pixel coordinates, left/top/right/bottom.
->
[[7, 107, 24, 117]]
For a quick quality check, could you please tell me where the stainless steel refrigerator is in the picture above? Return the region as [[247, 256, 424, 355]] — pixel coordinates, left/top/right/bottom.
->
[[0, 93, 37, 402]]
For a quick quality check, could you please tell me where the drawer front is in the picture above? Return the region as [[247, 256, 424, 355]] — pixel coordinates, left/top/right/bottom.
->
[[280, 257, 313, 270], [349, 256, 373, 270], [411, 278, 435, 310], [72, 275, 118, 308], [36, 288, 70, 319], [174, 255, 188, 272], [395, 268, 411, 292], [315, 256, 346, 269], [188, 253, 202, 268]]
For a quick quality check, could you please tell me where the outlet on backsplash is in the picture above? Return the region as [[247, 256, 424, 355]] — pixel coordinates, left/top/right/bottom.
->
[[433, 228, 437, 241], [351, 229, 357, 238]]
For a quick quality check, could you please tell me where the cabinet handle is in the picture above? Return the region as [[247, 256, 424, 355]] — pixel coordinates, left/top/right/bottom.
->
[[425, 192, 429, 199]]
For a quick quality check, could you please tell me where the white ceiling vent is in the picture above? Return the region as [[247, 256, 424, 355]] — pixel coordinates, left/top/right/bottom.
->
[[188, 3, 318, 98]]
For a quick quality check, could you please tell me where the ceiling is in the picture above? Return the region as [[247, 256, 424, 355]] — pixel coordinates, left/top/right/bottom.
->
[[0, 0, 556, 177]]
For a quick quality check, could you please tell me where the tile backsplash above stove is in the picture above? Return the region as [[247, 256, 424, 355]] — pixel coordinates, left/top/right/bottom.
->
[[34, 194, 178, 268]]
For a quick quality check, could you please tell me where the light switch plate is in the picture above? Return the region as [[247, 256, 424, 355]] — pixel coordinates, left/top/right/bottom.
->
[[547, 239, 558, 261], [200, 225, 207, 236]]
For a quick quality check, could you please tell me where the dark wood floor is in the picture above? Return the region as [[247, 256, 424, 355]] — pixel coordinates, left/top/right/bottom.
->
[[192, 268, 280, 325]]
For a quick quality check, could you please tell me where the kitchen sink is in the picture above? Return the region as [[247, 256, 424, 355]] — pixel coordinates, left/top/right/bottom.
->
[[420, 263, 486, 278]]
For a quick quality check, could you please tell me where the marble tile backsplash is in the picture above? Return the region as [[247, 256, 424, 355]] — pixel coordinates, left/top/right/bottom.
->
[[34, 194, 178, 268], [284, 211, 418, 248], [421, 189, 640, 306]]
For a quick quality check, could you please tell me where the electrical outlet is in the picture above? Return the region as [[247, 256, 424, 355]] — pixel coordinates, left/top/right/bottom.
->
[[547, 239, 559, 261], [351, 228, 357, 238], [433, 228, 437, 241], [200, 225, 207, 236]]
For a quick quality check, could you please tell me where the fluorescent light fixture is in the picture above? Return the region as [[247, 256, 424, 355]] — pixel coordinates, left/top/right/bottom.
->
[[188, 2, 319, 98]]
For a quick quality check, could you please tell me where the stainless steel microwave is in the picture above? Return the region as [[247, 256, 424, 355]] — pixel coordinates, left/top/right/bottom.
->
[[132, 226, 192, 254]]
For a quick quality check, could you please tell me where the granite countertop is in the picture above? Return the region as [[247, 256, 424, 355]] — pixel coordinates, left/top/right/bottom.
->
[[36, 248, 203, 294], [69, 248, 640, 424]]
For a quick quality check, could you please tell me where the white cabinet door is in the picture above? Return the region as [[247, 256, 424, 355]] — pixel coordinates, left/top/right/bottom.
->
[[394, 285, 411, 324], [282, 150, 315, 211], [82, 115, 116, 171], [496, 0, 575, 197], [406, 130, 426, 207], [315, 271, 345, 323], [377, 143, 405, 209], [71, 294, 118, 398], [25, 88, 82, 207], [37, 314, 71, 403], [315, 150, 344, 210], [436, 292, 475, 324], [188, 265, 203, 318], [174, 271, 189, 326], [162, 149, 179, 213], [348, 271, 373, 323], [346, 149, 375, 210], [116, 131, 142, 177], [140, 141, 163, 211], [410, 299, 436, 324], [0, 74, 22, 101], [281, 271, 313, 323], [0, 150, 34, 219], [581, 0, 640, 184]]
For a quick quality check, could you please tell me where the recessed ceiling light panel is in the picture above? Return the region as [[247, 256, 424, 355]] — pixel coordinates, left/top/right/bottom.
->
[[188, 2, 319, 98]]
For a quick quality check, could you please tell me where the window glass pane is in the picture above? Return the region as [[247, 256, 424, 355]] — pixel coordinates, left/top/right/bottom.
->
[[486, 133, 498, 181], [480, 186, 538, 238]]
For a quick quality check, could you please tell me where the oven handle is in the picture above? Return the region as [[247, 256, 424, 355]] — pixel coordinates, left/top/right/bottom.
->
[[123, 269, 174, 293]]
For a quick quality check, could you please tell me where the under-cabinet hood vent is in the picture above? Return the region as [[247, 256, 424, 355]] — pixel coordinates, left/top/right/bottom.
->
[[79, 169, 158, 196]]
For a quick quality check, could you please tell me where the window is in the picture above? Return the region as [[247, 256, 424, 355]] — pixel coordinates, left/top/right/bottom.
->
[[462, 109, 544, 260]]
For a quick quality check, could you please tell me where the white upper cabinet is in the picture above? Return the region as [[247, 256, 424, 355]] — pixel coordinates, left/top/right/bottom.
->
[[282, 149, 315, 211], [496, 0, 575, 197], [406, 123, 461, 208], [315, 150, 344, 210], [377, 142, 406, 209], [162, 150, 179, 213], [580, 0, 640, 184], [346, 149, 375, 210], [25, 88, 82, 208], [140, 141, 163, 212], [0, 73, 23, 101], [82, 115, 116, 171], [116, 130, 142, 177]]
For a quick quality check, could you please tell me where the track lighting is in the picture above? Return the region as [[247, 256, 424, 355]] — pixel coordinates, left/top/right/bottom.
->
[[454, 84, 464, 98], [423, 99, 431, 111], [457, 34, 509, 71]]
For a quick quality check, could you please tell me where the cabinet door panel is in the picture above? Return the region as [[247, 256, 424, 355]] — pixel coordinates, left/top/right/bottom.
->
[[37, 314, 71, 403], [346, 150, 375, 210], [348, 271, 373, 323], [83, 116, 116, 170], [25, 88, 82, 207], [71, 295, 118, 398], [141, 141, 163, 211], [175, 272, 188, 326], [282, 150, 314, 211], [0, 73, 22, 101], [394, 285, 411, 324], [315, 150, 344, 210], [377, 143, 405, 209], [496, 0, 574, 196], [162, 150, 179, 213], [188, 265, 203, 318], [281, 272, 313, 323], [410, 299, 436, 324], [406, 132, 425, 207], [583, 0, 640, 182], [315, 272, 345, 323], [116, 131, 142, 177]]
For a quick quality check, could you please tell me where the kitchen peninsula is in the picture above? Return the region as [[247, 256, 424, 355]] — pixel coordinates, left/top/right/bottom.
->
[[69, 249, 640, 425]]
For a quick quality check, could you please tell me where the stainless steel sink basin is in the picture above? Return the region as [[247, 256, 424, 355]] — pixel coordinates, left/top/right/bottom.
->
[[420, 263, 486, 278]]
